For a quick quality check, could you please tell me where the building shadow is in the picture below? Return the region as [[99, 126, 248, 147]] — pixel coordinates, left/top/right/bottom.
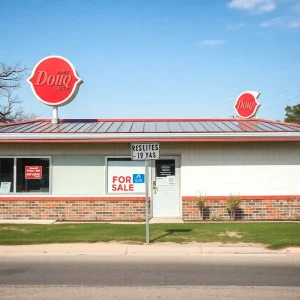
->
[[203, 207, 210, 220], [150, 229, 192, 243], [235, 208, 244, 220], [225, 208, 245, 220]]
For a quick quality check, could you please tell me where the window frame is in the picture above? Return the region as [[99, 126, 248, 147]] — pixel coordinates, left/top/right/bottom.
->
[[105, 155, 145, 195], [0, 156, 52, 195]]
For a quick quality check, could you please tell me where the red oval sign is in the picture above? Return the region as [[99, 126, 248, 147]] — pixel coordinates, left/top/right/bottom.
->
[[234, 91, 260, 119], [27, 56, 83, 106]]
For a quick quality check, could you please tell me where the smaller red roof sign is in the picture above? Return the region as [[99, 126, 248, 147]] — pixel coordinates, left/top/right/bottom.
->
[[234, 91, 260, 119], [27, 56, 83, 107]]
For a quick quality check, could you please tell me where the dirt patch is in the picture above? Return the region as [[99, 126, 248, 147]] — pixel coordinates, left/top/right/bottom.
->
[[218, 231, 243, 238], [0, 226, 32, 233]]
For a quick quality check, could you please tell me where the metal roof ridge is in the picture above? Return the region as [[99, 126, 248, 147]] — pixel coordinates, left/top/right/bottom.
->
[[54, 118, 264, 122], [0, 118, 46, 128], [255, 118, 300, 128], [0, 117, 272, 123], [1, 117, 300, 127]]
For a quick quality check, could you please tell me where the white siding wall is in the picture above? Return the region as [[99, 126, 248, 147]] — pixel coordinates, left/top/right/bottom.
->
[[1, 141, 300, 196], [179, 143, 300, 196], [0, 143, 129, 155]]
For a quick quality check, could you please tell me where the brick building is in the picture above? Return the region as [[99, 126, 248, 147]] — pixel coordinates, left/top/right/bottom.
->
[[0, 117, 300, 221]]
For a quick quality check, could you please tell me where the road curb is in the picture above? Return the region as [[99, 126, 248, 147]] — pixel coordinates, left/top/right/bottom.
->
[[0, 243, 298, 257]]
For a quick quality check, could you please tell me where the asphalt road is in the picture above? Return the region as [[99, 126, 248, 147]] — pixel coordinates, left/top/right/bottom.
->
[[0, 255, 299, 299]]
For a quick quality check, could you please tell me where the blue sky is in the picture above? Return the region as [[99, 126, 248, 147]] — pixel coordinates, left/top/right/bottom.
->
[[1, 0, 300, 120]]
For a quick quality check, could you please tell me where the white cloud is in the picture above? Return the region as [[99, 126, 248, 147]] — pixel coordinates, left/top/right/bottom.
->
[[227, 0, 276, 13], [227, 1, 300, 29], [199, 40, 225, 46], [260, 16, 300, 28], [225, 23, 245, 30]]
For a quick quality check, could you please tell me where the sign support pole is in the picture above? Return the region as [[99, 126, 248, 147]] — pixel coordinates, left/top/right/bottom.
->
[[52, 106, 59, 124], [131, 143, 159, 245], [145, 159, 150, 244]]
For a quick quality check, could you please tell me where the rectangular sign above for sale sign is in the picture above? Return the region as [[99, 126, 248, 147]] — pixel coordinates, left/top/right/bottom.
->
[[131, 143, 160, 160], [25, 166, 42, 179]]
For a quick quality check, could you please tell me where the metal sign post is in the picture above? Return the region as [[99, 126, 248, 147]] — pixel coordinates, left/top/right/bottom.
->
[[52, 106, 59, 124], [131, 143, 160, 245], [145, 159, 150, 244]]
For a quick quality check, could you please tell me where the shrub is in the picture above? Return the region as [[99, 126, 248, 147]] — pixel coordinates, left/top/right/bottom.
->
[[226, 194, 242, 220], [210, 214, 222, 221], [195, 194, 207, 221]]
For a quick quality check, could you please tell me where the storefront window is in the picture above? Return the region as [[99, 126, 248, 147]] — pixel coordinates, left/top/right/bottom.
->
[[0, 158, 14, 193], [16, 158, 50, 193], [107, 158, 145, 193]]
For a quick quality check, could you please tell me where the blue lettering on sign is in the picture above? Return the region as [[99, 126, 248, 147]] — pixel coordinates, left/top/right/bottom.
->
[[133, 174, 145, 183]]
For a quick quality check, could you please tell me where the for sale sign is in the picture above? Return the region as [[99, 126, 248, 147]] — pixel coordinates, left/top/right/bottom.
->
[[25, 166, 42, 179], [107, 160, 145, 193]]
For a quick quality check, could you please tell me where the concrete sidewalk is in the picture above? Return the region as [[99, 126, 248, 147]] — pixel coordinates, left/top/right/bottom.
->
[[0, 220, 56, 224], [0, 242, 299, 256]]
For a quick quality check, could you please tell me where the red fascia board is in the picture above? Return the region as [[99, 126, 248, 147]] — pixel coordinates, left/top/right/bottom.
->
[[1, 137, 300, 143], [0, 195, 299, 201], [0, 118, 246, 124], [0, 196, 147, 201], [54, 118, 259, 122], [183, 195, 300, 201], [51, 117, 300, 125], [0, 119, 47, 128]]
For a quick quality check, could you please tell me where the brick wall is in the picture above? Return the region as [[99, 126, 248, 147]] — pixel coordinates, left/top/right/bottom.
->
[[182, 197, 300, 221], [0, 197, 149, 221], [0, 196, 299, 221]]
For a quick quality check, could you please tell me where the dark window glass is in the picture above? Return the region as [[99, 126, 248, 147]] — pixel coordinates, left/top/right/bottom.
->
[[155, 160, 175, 177], [16, 158, 50, 193], [0, 158, 14, 193]]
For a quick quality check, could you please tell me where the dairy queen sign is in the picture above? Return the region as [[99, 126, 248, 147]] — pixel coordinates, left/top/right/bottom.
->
[[27, 56, 83, 123], [234, 91, 260, 119]]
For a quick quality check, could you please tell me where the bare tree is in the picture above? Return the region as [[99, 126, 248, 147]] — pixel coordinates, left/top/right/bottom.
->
[[0, 62, 38, 123]]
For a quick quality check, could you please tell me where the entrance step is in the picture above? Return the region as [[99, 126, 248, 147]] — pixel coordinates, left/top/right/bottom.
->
[[149, 217, 184, 224]]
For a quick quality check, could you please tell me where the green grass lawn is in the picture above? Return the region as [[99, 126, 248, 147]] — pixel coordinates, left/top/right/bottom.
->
[[0, 222, 299, 249]]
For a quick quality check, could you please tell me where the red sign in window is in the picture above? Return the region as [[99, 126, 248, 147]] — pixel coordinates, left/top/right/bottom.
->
[[25, 166, 42, 179]]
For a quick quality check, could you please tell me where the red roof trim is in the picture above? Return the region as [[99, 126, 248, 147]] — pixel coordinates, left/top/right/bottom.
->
[[254, 118, 300, 128], [1, 137, 300, 143], [183, 195, 300, 201], [1, 117, 300, 127], [0, 196, 146, 202], [0, 195, 298, 201], [0, 119, 45, 128]]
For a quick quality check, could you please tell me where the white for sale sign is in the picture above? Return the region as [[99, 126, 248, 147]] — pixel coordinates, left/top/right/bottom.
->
[[107, 159, 145, 193], [131, 143, 160, 160]]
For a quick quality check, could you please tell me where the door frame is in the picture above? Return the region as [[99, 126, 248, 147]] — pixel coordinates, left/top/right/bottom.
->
[[150, 155, 181, 218]]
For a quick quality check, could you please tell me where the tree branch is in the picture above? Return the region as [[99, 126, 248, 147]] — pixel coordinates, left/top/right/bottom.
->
[[0, 61, 39, 123], [0, 62, 28, 93]]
